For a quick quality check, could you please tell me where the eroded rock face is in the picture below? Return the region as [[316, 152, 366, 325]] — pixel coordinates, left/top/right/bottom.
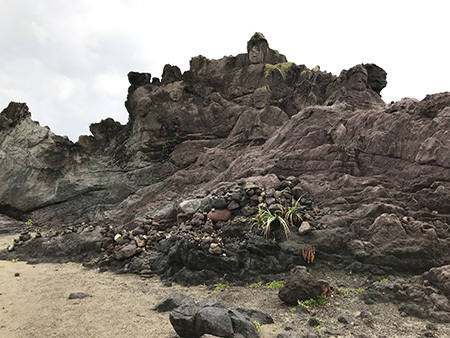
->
[[0, 34, 449, 312]]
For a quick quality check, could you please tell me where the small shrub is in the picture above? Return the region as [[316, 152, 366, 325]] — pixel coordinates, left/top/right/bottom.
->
[[25, 219, 33, 226], [340, 287, 364, 297], [214, 283, 227, 290], [11, 258, 19, 263], [297, 294, 328, 311], [253, 321, 261, 333], [316, 325, 326, 332], [250, 282, 262, 288], [380, 278, 388, 283], [252, 198, 304, 240], [290, 307, 297, 313], [340, 288, 355, 297]]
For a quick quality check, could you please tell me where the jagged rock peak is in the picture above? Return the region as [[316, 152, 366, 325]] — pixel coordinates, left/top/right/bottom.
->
[[246, 32, 287, 65], [247, 32, 268, 51], [0, 102, 31, 129]]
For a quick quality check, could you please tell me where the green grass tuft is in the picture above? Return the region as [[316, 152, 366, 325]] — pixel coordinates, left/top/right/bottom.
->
[[297, 294, 328, 311], [214, 283, 227, 290], [265, 280, 286, 289]]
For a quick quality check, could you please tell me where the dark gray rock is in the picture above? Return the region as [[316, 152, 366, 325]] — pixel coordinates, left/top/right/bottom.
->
[[195, 306, 234, 337], [170, 303, 200, 338], [338, 315, 349, 324], [127, 71, 151, 91], [113, 243, 137, 260], [211, 197, 228, 210], [227, 200, 240, 211], [153, 293, 195, 312], [233, 308, 274, 324], [168, 299, 268, 338], [279, 271, 329, 305], [68, 292, 90, 299], [362, 63, 387, 96], [228, 309, 260, 338], [307, 317, 320, 327], [198, 298, 224, 308], [161, 64, 182, 84]]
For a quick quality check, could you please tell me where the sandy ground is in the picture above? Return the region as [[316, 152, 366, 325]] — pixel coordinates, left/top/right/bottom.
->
[[0, 233, 286, 338], [1, 233, 449, 338]]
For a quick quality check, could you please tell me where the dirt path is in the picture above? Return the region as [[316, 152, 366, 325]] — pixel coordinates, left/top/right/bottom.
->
[[1, 234, 449, 338]]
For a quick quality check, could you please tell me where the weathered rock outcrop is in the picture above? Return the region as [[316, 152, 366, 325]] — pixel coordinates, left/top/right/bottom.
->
[[153, 294, 273, 338], [1, 33, 449, 323]]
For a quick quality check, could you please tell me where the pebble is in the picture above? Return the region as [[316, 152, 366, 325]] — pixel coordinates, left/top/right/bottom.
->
[[211, 197, 227, 209], [141, 269, 152, 279], [68, 292, 90, 299], [298, 221, 312, 235], [208, 243, 223, 255], [362, 317, 374, 327], [337, 315, 349, 324], [202, 236, 213, 243], [425, 322, 437, 331], [308, 317, 320, 327], [306, 330, 319, 338], [207, 209, 231, 222], [227, 200, 240, 211], [265, 197, 276, 205], [231, 192, 241, 201]]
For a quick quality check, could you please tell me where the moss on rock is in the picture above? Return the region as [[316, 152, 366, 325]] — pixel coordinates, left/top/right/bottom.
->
[[264, 62, 294, 80]]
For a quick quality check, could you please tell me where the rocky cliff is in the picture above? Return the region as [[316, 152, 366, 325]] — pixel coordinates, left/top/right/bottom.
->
[[1, 33, 450, 322]]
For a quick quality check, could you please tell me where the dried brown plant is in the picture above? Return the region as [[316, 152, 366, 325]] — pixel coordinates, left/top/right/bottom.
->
[[302, 246, 315, 264]]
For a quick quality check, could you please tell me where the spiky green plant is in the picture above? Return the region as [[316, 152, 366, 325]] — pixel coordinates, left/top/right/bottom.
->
[[252, 206, 290, 238], [284, 197, 303, 226]]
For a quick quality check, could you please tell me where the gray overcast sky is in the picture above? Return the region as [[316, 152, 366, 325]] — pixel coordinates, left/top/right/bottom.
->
[[1, 0, 449, 141]]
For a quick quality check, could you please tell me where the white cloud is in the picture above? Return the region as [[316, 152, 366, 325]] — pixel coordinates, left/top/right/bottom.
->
[[93, 73, 127, 97]]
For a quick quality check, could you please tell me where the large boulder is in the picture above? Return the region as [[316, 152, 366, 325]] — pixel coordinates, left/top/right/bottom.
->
[[168, 295, 272, 338], [278, 270, 329, 305]]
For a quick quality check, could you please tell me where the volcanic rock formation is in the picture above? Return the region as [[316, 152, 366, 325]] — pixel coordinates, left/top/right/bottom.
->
[[1, 33, 449, 322]]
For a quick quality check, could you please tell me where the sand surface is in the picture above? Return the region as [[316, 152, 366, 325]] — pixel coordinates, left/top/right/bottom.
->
[[0, 234, 285, 338]]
